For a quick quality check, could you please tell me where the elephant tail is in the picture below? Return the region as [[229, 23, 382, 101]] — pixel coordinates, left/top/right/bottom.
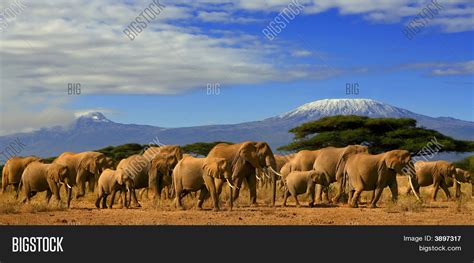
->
[[1, 164, 8, 192], [16, 177, 23, 197]]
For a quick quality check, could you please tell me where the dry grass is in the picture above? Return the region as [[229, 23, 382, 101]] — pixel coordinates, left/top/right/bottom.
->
[[0, 176, 472, 225]]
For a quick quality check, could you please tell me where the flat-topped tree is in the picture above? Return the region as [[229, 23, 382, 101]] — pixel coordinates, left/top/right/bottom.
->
[[278, 115, 474, 154]]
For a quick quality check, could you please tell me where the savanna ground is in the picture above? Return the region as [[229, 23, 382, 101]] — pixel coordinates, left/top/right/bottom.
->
[[0, 177, 472, 225]]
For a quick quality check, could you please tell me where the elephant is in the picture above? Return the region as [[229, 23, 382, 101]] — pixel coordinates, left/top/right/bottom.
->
[[2, 156, 41, 193], [95, 169, 134, 209], [345, 150, 413, 208], [148, 154, 178, 201], [280, 150, 321, 178], [89, 156, 116, 192], [312, 145, 368, 203], [445, 168, 472, 198], [143, 145, 183, 162], [116, 152, 180, 206], [207, 141, 280, 208], [173, 156, 235, 211], [408, 161, 458, 201], [282, 170, 330, 208], [19, 162, 70, 204], [53, 151, 107, 207]]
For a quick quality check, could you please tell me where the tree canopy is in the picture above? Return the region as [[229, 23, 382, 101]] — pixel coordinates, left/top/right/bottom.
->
[[278, 115, 474, 154]]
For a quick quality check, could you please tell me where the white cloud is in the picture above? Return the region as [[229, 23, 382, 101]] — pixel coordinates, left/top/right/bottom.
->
[[398, 60, 474, 75]]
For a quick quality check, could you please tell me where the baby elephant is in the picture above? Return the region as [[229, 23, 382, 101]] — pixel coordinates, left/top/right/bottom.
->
[[283, 170, 329, 208], [95, 169, 134, 209], [20, 162, 70, 204]]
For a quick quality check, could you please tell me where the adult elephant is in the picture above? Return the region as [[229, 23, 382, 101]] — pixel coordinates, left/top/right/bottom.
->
[[345, 150, 415, 208], [143, 145, 183, 162], [19, 162, 70, 204], [116, 153, 179, 206], [312, 145, 368, 203], [53, 151, 107, 207], [2, 156, 41, 193], [279, 149, 321, 179], [207, 141, 279, 207], [409, 161, 458, 201], [173, 156, 235, 211]]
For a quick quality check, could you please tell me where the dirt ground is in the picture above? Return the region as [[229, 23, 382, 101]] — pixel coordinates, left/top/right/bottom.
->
[[0, 178, 472, 225]]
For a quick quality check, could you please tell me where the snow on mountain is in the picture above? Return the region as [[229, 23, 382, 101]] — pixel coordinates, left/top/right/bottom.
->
[[278, 99, 413, 119]]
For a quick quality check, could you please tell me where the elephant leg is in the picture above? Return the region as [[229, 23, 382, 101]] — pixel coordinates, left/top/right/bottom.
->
[[95, 194, 102, 209], [348, 190, 354, 205], [283, 189, 289, 207], [102, 193, 108, 209], [389, 180, 398, 202], [293, 194, 301, 208], [432, 181, 441, 201], [454, 182, 461, 199], [308, 183, 316, 208], [322, 186, 329, 204], [197, 188, 209, 210], [350, 189, 362, 208], [440, 181, 451, 201], [66, 187, 72, 208], [175, 189, 186, 210], [131, 189, 141, 207], [370, 187, 384, 208], [13, 184, 19, 194], [332, 177, 344, 203], [314, 184, 322, 204], [109, 189, 118, 209], [45, 190, 52, 204], [247, 175, 258, 206]]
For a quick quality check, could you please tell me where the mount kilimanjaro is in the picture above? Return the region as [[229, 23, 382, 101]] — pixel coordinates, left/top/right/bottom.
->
[[0, 99, 472, 157]]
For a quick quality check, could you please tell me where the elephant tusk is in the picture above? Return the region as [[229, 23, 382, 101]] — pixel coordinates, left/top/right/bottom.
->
[[408, 176, 420, 201], [268, 167, 282, 177], [126, 186, 130, 192], [455, 179, 462, 184], [255, 173, 261, 181], [226, 179, 239, 190]]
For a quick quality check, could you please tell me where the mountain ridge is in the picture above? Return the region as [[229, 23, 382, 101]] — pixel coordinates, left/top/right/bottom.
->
[[0, 98, 472, 158]]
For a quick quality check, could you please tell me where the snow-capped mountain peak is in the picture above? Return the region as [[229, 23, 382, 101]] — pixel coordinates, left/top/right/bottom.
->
[[278, 98, 414, 119], [74, 111, 111, 123]]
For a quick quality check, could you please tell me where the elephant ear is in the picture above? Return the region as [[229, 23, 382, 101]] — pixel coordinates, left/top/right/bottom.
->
[[79, 157, 97, 175], [47, 164, 61, 182], [383, 152, 398, 170], [203, 159, 221, 179], [433, 162, 448, 180], [232, 143, 262, 176]]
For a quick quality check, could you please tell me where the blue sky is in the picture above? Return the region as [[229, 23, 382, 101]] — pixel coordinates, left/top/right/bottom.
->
[[1, 0, 473, 133]]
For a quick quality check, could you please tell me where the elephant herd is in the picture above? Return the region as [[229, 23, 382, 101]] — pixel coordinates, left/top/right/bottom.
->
[[1, 142, 472, 211]]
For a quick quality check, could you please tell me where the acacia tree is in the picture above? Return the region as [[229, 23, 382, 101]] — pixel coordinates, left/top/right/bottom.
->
[[278, 115, 474, 154]]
